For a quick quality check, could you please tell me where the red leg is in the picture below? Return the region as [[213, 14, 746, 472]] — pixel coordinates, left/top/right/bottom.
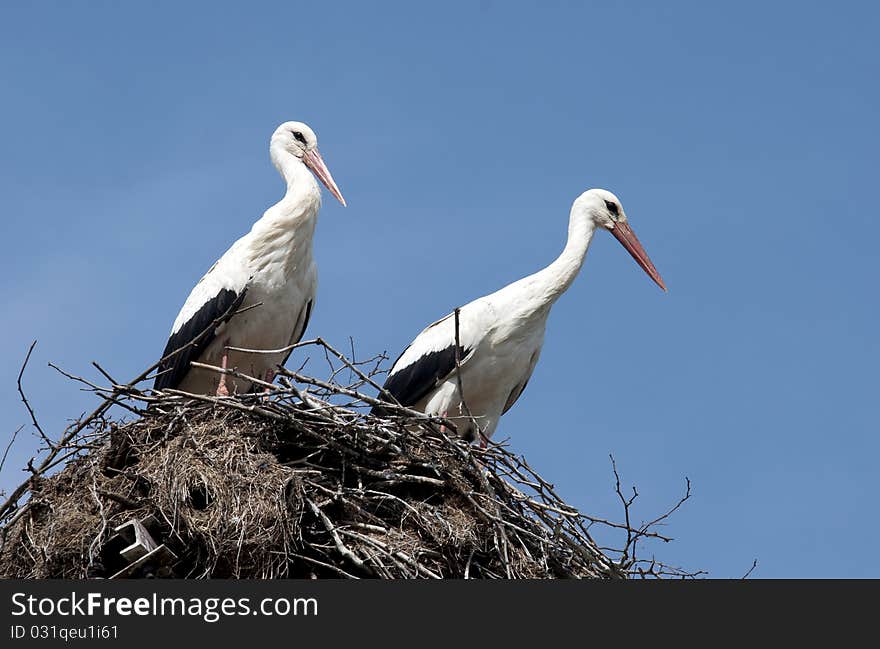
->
[[216, 347, 230, 397], [261, 368, 276, 398]]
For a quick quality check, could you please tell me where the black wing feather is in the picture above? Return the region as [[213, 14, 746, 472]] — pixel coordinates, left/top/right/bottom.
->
[[502, 377, 530, 415], [279, 299, 313, 369], [371, 343, 468, 416], [154, 287, 247, 391]]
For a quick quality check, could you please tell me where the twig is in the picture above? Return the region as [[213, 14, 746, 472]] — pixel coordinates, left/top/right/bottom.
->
[[636, 476, 691, 539], [0, 426, 24, 477], [91, 361, 120, 386], [87, 468, 108, 571], [305, 497, 375, 576], [610, 454, 637, 564], [48, 363, 145, 416], [741, 559, 758, 579], [96, 489, 144, 510], [17, 341, 53, 449]]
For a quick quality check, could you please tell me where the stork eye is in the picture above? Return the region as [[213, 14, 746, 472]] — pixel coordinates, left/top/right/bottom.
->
[[292, 131, 307, 144], [604, 200, 619, 216]]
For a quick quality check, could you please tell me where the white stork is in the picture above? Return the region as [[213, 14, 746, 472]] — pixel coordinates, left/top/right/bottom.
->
[[372, 189, 665, 445], [154, 121, 346, 396]]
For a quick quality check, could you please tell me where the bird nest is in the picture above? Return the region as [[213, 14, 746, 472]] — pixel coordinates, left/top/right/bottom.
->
[[0, 339, 697, 579]]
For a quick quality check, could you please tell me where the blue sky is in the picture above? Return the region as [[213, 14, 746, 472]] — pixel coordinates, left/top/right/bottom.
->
[[1, 2, 877, 578]]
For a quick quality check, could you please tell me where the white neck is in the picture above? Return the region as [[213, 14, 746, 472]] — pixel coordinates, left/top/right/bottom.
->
[[243, 145, 321, 273], [255, 144, 321, 227], [543, 206, 596, 300], [502, 205, 597, 314]]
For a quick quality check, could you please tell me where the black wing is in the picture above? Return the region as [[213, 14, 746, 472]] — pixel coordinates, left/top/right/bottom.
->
[[501, 377, 530, 415], [153, 287, 247, 391], [371, 343, 469, 416], [279, 299, 313, 369]]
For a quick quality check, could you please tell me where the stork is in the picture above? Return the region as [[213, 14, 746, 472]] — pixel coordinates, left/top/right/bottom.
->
[[372, 189, 665, 445], [154, 121, 346, 396]]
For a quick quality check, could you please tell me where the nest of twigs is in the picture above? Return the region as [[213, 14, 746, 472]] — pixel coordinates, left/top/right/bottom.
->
[[0, 338, 696, 579]]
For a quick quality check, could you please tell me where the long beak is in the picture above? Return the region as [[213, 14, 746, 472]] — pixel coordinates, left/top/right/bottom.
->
[[609, 221, 667, 291], [304, 148, 346, 206]]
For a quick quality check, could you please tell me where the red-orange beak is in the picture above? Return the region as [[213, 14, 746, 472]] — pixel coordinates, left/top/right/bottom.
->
[[609, 220, 667, 291], [304, 148, 346, 206]]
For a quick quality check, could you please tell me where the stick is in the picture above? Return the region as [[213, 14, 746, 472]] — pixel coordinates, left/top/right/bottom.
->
[[17, 341, 53, 449], [0, 426, 24, 477]]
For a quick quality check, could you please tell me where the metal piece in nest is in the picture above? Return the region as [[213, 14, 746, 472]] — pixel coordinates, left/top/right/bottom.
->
[[104, 516, 177, 579]]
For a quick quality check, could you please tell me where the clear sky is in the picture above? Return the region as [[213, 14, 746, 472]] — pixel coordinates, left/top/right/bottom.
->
[[1, 2, 877, 578]]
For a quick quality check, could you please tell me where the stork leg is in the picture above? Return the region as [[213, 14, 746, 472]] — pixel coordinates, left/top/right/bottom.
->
[[439, 410, 449, 434], [262, 368, 276, 397], [216, 344, 230, 397]]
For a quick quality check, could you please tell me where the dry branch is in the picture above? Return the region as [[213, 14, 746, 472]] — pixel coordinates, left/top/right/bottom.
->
[[17, 341, 53, 449]]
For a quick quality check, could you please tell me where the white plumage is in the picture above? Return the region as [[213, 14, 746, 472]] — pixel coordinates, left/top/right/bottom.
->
[[373, 189, 665, 445], [155, 121, 345, 396]]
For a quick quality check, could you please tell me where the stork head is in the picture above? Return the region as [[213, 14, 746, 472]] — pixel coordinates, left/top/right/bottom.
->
[[574, 188, 666, 291], [271, 121, 346, 206]]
